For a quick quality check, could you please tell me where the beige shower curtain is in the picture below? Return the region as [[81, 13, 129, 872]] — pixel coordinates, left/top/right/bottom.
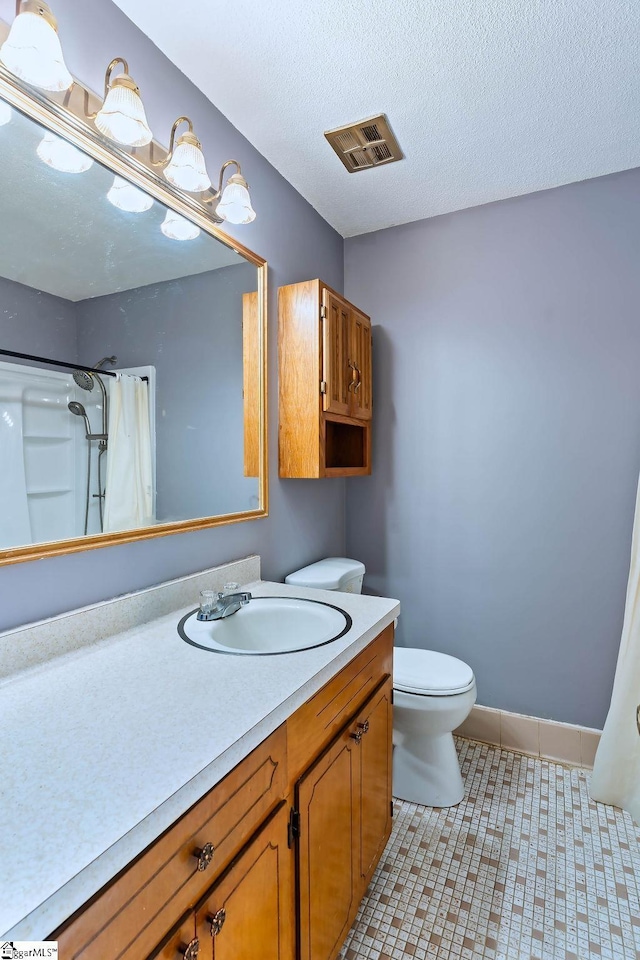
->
[[590, 473, 640, 823], [103, 373, 153, 533]]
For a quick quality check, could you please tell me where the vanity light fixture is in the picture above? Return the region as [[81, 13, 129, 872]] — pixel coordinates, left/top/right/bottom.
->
[[160, 209, 200, 241], [94, 57, 152, 147], [0, 99, 11, 125], [0, 0, 72, 92], [36, 129, 93, 172], [106, 175, 153, 213], [156, 116, 211, 193], [204, 160, 256, 225]]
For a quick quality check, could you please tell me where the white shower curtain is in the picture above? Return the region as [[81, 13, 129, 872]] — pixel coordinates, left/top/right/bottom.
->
[[590, 472, 640, 823], [103, 374, 153, 533]]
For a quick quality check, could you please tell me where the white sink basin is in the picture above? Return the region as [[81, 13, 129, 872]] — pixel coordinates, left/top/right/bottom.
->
[[178, 596, 351, 655]]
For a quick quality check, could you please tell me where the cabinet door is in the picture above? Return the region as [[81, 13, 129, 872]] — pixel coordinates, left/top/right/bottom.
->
[[349, 308, 372, 421], [322, 289, 351, 416], [357, 678, 393, 887], [151, 805, 294, 960], [296, 725, 360, 960], [196, 803, 295, 960]]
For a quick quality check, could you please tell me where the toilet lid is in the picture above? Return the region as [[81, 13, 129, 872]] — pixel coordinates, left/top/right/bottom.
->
[[394, 647, 475, 696]]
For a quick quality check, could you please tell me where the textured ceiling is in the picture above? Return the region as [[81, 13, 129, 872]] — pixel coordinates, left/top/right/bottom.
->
[[113, 0, 639, 238]]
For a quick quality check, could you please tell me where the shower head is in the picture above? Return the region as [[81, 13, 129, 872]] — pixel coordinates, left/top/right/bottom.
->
[[73, 369, 94, 391], [68, 400, 91, 436], [94, 356, 117, 369]]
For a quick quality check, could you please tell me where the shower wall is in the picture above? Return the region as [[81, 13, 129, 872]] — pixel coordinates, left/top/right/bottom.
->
[[0, 360, 103, 548]]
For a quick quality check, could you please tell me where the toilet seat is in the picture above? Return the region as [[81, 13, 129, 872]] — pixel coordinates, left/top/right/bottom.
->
[[394, 647, 475, 697]]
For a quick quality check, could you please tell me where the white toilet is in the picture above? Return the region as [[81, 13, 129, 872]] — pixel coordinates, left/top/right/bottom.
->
[[285, 557, 476, 809], [393, 647, 476, 807]]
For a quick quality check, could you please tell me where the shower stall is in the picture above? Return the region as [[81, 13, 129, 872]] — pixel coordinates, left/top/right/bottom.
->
[[0, 357, 155, 550]]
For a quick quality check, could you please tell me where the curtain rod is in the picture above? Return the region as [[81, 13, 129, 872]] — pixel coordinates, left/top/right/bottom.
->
[[0, 348, 148, 382]]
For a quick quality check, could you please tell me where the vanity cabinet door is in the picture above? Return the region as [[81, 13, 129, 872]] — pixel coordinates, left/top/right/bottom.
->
[[296, 723, 361, 960], [151, 803, 294, 960], [196, 802, 295, 960], [295, 676, 393, 960], [357, 678, 393, 886]]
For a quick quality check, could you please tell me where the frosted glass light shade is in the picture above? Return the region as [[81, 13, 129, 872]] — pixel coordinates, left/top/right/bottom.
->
[[216, 175, 256, 224], [164, 135, 211, 192], [95, 77, 152, 147], [0, 7, 72, 92], [37, 130, 93, 173], [161, 209, 200, 241], [107, 176, 153, 213], [0, 100, 11, 126]]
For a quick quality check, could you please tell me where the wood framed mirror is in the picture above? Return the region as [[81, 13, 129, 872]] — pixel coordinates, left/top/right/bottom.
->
[[0, 56, 267, 566]]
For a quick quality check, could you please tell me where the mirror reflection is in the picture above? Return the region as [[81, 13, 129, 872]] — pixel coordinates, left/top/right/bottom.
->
[[0, 98, 262, 553]]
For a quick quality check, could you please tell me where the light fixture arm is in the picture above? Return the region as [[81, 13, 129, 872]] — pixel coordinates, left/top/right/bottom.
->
[[103, 56, 129, 99], [152, 116, 194, 168], [203, 159, 242, 203]]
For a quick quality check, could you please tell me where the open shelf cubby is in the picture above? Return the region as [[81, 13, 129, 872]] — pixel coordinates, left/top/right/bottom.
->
[[325, 419, 369, 472]]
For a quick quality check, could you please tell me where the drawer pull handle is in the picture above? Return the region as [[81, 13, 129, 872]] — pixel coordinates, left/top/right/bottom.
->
[[194, 842, 215, 871], [209, 908, 227, 936], [180, 938, 200, 960]]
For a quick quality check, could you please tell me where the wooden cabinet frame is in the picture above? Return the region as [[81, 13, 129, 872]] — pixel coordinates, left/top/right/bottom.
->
[[279, 280, 373, 478]]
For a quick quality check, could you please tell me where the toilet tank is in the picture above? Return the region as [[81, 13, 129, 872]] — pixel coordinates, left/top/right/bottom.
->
[[285, 557, 365, 594]]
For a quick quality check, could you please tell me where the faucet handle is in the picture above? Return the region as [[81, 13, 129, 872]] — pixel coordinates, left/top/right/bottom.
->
[[199, 590, 217, 618], [223, 582, 240, 595]]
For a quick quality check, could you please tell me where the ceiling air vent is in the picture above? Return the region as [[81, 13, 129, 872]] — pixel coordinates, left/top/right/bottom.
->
[[325, 114, 403, 173]]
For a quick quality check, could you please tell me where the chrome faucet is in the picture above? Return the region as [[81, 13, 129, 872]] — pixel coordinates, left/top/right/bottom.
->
[[197, 585, 252, 621]]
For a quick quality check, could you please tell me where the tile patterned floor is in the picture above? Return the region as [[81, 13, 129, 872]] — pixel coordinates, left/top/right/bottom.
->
[[339, 739, 640, 960]]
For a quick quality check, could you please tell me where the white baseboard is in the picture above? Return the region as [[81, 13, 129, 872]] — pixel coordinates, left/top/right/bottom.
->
[[454, 704, 601, 769]]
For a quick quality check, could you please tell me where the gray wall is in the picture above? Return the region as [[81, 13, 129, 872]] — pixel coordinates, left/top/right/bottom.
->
[[0, 0, 345, 631], [0, 274, 78, 362], [76, 262, 258, 521], [345, 166, 640, 729]]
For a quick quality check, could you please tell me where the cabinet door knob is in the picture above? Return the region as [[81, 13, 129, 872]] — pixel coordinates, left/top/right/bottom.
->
[[180, 938, 200, 960], [357, 720, 370, 735], [194, 842, 215, 871], [209, 908, 227, 936], [350, 730, 363, 744]]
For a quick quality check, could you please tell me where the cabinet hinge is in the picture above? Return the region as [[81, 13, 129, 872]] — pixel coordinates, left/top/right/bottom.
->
[[320, 380, 327, 394], [288, 807, 301, 847], [390, 799, 394, 818], [320, 305, 327, 319]]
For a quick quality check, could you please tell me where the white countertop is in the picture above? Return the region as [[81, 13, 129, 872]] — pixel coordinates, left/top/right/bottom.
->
[[0, 579, 399, 940]]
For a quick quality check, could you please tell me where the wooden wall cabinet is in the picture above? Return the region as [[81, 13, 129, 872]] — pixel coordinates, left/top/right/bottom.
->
[[53, 627, 393, 960], [279, 280, 373, 478]]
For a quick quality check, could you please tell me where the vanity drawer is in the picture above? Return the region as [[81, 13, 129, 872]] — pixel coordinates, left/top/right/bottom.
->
[[287, 624, 393, 781], [54, 724, 287, 960]]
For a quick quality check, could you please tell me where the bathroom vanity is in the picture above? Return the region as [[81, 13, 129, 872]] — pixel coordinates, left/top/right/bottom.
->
[[0, 559, 399, 960]]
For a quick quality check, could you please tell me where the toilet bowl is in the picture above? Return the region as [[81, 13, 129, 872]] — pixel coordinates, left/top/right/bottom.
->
[[393, 647, 476, 807], [284, 558, 476, 808]]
